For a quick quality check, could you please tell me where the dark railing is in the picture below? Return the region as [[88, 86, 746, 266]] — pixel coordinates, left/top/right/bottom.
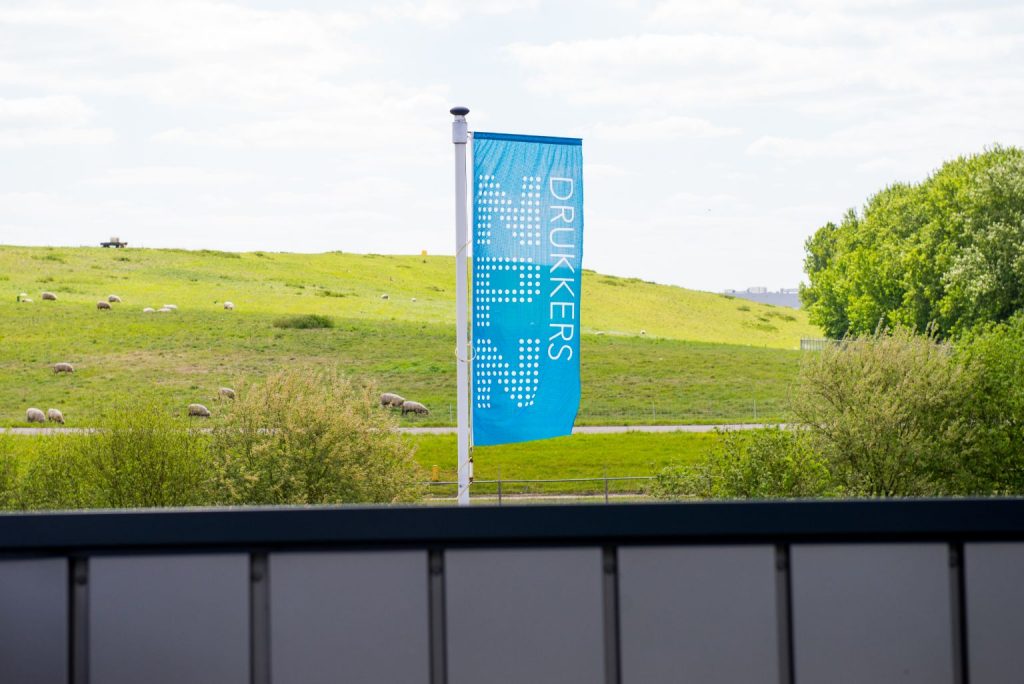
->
[[2, 499, 1024, 683]]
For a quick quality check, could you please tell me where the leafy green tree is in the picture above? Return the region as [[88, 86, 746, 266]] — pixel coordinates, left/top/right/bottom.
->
[[802, 146, 1024, 338]]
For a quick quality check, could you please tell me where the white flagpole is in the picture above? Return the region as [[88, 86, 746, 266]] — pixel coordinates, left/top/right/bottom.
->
[[451, 106, 472, 506]]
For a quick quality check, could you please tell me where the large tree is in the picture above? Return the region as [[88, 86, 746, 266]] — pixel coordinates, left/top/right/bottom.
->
[[801, 146, 1024, 339]]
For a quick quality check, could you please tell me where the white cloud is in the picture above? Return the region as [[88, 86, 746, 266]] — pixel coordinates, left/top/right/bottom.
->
[[0, 95, 93, 125], [592, 116, 739, 142], [82, 166, 256, 186], [2, 0, 1023, 291], [0, 95, 111, 147]]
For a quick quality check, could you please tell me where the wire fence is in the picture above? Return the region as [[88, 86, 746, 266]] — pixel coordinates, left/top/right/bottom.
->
[[424, 474, 657, 504]]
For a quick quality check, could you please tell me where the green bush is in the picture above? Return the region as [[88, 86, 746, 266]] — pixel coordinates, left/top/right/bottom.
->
[[74, 400, 212, 507], [209, 367, 423, 505], [955, 314, 1024, 494], [793, 327, 971, 496], [12, 401, 211, 507], [650, 428, 835, 499], [0, 434, 19, 508], [17, 401, 212, 509], [16, 435, 91, 510], [272, 314, 334, 329]]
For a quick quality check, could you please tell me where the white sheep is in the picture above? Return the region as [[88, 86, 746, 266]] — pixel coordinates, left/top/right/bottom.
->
[[108, 295, 121, 303], [223, 301, 235, 310], [41, 292, 57, 301], [158, 307, 172, 313], [401, 400, 430, 415], [97, 301, 111, 310], [163, 304, 178, 310], [218, 387, 236, 400], [640, 329, 647, 336], [380, 294, 389, 300], [380, 392, 406, 408], [143, 307, 155, 313], [52, 362, 74, 374], [25, 408, 45, 423], [188, 403, 211, 418], [21, 298, 33, 303], [46, 408, 65, 424], [411, 297, 417, 302]]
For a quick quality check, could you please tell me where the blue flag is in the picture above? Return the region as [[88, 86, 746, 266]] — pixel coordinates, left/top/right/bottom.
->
[[471, 132, 583, 446]]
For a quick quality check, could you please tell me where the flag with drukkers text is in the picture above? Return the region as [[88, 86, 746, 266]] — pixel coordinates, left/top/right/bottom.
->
[[471, 132, 583, 446]]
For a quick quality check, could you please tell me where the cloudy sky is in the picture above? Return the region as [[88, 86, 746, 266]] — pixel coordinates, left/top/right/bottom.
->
[[1, 1, 1022, 291]]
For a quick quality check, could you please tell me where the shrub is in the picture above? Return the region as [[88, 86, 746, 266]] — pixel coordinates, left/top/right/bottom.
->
[[650, 428, 835, 499], [16, 402, 212, 509], [209, 367, 423, 505], [74, 400, 213, 507], [273, 314, 334, 329], [955, 314, 1024, 494], [0, 435, 19, 509], [17, 435, 91, 510], [792, 327, 971, 496]]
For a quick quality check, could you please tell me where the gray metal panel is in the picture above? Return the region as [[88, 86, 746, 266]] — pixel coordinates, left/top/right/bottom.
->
[[965, 543, 1024, 683], [0, 558, 68, 684], [791, 543, 954, 684], [445, 548, 605, 684], [89, 554, 249, 684], [269, 550, 430, 684], [618, 545, 779, 683]]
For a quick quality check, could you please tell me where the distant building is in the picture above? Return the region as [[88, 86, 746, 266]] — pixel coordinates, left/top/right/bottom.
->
[[723, 286, 801, 309]]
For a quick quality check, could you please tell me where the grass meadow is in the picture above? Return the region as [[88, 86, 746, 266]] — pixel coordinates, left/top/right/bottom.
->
[[0, 246, 813, 428]]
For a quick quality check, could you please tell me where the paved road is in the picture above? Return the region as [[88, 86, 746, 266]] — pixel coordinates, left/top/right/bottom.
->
[[1, 423, 779, 436], [402, 423, 779, 435]]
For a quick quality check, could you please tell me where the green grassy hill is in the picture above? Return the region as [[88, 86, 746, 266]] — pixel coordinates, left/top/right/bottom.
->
[[0, 246, 818, 426]]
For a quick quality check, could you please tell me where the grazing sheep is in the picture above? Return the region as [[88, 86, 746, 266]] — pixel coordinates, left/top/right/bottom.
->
[[401, 400, 430, 415], [157, 307, 172, 313], [18, 292, 27, 301], [411, 297, 417, 302], [97, 301, 111, 310], [640, 329, 646, 336], [218, 387, 236, 400], [21, 298, 33, 303], [41, 292, 57, 301], [108, 295, 121, 303], [163, 304, 177, 310], [46, 408, 65, 424], [188, 403, 211, 418], [52, 362, 74, 374], [380, 392, 406, 408], [380, 294, 389, 300], [143, 307, 155, 313], [25, 408, 45, 424], [223, 301, 235, 310]]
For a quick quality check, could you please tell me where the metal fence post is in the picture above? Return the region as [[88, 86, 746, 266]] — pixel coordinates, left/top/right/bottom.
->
[[498, 466, 503, 506], [604, 465, 610, 504]]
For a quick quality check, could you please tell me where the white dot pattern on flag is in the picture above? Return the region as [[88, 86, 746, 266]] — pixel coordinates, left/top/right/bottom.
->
[[473, 338, 542, 409]]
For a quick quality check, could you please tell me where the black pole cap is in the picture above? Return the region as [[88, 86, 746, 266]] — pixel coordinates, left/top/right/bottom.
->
[[450, 106, 470, 116]]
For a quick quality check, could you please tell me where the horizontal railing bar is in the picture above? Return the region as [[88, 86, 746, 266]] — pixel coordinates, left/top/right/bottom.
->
[[424, 476, 656, 486]]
